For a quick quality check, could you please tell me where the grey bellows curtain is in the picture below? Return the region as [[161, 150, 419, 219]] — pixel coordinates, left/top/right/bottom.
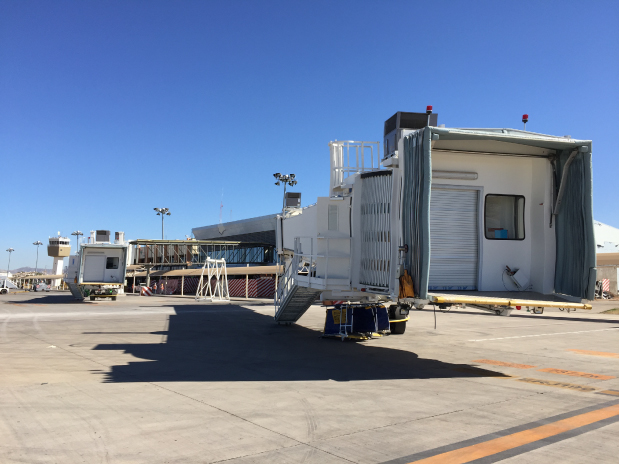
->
[[554, 148, 596, 300], [402, 128, 432, 299]]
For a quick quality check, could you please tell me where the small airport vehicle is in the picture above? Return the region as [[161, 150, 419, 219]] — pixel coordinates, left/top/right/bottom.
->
[[32, 281, 51, 292]]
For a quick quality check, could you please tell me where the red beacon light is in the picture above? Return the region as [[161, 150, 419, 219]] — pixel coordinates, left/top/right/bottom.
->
[[426, 105, 433, 115], [522, 113, 529, 130]]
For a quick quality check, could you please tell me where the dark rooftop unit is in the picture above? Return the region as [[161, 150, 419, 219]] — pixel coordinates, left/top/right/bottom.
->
[[384, 111, 438, 136]]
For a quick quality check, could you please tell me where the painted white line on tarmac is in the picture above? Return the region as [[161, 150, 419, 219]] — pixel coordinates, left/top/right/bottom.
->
[[469, 327, 619, 342]]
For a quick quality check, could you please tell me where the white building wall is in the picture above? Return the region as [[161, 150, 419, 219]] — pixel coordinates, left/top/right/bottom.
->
[[280, 205, 318, 252], [431, 152, 555, 293]]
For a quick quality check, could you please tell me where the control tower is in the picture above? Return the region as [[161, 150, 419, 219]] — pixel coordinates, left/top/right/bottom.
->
[[48, 235, 71, 288]]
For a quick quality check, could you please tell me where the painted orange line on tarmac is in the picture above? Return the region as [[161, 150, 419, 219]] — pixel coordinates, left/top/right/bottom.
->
[[569, 349, 619, 358], [538, 368, 615, 380], [600, 390, 619, 397], [516, 377, 596, 392], [473, 359, 536, 369], [408, 403, 619, 463]]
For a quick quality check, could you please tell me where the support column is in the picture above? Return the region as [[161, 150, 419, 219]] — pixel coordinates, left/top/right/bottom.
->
[[245, 264, 249, 299], [181, 275, 185, 296], [145, 265, 152, 288]]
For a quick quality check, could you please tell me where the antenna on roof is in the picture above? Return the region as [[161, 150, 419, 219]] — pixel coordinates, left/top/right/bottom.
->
[[219, 189, 223, 224], [522, 114, 529, 131]]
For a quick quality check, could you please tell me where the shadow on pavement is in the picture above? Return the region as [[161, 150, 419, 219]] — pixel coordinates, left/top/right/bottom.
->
[[4, 293, 85, 305], [92, 304, 508, 383]]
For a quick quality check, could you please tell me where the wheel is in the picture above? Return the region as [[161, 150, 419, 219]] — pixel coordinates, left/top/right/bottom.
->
[[390, 321, 407, 334], [90, 296, 95, 301], [533, 307, 544, 314], [0, 288, 7, 295], [495, 310, 501, 315], [112, 296, 117, 301]]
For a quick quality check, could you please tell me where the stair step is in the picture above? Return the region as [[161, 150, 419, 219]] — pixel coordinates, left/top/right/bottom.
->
[[275, 282, 322, 323], [67, 282, 85, 301]]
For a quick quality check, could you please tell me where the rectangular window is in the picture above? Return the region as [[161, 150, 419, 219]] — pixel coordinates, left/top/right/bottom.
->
[[106, 257, 119, 269], [328, 205, 339, 231], [485, 195, 525, 240]]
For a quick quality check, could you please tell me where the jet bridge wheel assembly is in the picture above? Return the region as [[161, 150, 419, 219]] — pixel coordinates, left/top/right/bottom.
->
[[388, 304, 410, 334], [88, 287, 118, 301], [323, 303, 393, 341]]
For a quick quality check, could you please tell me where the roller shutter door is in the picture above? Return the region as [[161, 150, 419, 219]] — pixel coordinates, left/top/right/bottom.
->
[[82, 255, 106, 282], [428, 188, 479, 290]]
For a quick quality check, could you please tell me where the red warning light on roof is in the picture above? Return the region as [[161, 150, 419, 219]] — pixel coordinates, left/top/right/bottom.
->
[[522, 114, 529, 121], [426, 105, 433, 114]]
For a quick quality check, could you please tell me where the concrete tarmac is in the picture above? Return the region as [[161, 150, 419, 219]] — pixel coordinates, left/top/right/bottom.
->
[[1, 292, 618, 463]]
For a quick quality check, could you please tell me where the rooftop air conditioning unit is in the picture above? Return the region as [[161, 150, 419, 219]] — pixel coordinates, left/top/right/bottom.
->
[[285, 192, 301, 208], [96, 230, 111, 243], [384, 111, 438, 158]]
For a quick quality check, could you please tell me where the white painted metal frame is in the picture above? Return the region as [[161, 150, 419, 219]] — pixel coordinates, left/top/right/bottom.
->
[[329, 141, 381, 197], [195, 257, 230, 302], [274, 255, 298, 316]]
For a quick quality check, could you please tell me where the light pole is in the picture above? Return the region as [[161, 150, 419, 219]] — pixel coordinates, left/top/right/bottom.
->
[[33, 241, 43, 274], [154, 208, 171, 239], [71, 231, 83, 253], [273, 173, 298, 211], [5, 248, 14, 289]]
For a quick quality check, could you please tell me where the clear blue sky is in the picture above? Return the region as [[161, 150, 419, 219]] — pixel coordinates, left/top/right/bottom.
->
[[1, 0, 618, 269]]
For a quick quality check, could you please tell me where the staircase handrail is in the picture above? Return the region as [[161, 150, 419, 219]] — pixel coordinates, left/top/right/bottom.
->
[[274, 251, 299, 316]]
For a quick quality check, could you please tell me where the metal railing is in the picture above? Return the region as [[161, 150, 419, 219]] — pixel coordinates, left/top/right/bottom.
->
[[329, 141, 381, 197], [274, 252, 299, 317], [274, 235, 352, 315], [131, 240, 274, 267]]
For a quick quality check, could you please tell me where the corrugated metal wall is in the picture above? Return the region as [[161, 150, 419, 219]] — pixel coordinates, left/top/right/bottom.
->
[[360, 171, 392, 289]]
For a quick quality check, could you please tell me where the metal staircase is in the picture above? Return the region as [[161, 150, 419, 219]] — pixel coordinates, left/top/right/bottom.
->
[[67, 282, 85, 301], [0, 279, 18, 289], [274, 258, 321, 323]]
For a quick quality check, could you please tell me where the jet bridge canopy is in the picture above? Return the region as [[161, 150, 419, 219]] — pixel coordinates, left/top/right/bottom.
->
[[402, 126, 595, 300]]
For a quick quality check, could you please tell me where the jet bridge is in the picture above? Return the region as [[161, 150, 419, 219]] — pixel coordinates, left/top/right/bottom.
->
[[274, 110, 596, 333]]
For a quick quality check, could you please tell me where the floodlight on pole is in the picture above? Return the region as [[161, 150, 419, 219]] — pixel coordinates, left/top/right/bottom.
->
[[33, 241, 43, 274], [71, 231, 83, 253], [4, 248, 14, 289], [154, 207, 171, 239]]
